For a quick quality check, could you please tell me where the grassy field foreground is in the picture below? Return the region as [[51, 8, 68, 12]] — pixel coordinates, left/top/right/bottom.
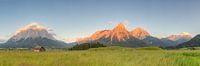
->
[[0, 46, 200, 66]]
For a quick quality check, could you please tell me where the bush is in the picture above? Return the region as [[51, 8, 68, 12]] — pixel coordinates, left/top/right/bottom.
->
[[136, 47, 163, 50], [179, 47, 200, 50], [69, 42, 106, 50]]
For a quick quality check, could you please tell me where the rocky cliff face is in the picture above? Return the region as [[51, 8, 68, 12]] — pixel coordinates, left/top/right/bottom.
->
[[130, 27, 150, 40]]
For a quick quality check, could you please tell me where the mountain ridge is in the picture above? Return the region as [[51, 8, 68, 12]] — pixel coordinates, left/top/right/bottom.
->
[[77, 23, 160, 47], [76, 23, 193, 47]]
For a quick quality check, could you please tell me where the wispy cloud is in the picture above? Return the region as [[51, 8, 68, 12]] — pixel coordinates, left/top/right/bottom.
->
[[64, 38, 77, 43], [122, 20, 130, 27], [0, 36, 8, 43]]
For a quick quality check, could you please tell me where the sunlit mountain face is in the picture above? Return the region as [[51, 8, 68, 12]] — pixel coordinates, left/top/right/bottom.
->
[[76, 23, 156, 47], [87, 23, 132, 42], [130, 27, 150, 40], [0, 23, 70, 48], [80, 23, 151, 42], [80, 23, 137, 41], [111, 23, 131, 42]]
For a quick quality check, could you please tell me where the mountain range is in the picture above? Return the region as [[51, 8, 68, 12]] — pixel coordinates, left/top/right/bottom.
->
[[77, 23, 149, 47], [0, 22, 197, 49], [76, 23, 192, 47]]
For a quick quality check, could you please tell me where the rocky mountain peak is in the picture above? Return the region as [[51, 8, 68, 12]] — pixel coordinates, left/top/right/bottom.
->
[[130, 27, 150, 39], [113, 23, 127, 31]]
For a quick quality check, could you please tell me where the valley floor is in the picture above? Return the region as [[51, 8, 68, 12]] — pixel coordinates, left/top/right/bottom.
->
[[0, 47, 200, 66]]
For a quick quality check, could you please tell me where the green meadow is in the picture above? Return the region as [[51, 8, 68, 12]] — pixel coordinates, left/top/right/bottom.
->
[[0, 46, 200, 66]]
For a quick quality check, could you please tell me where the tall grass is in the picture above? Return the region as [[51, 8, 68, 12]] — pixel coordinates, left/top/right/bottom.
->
[[0, 47, 200, 66]]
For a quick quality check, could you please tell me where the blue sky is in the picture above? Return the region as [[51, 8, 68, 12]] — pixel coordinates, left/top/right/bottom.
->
[[0, 0, 200, 41]]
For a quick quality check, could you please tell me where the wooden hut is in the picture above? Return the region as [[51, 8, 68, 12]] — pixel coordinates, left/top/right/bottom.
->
[[32, 46, 46, 52]]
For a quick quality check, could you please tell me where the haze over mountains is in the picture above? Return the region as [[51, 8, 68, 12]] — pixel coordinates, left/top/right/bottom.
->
[[0, 39, 5, 43], [176, 35, 200, 48], [165, 32, 192, 45]]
